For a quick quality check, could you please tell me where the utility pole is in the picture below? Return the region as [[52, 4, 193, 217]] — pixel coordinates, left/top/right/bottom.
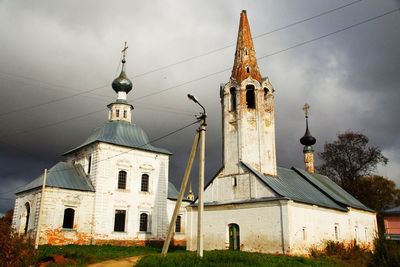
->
[[35, 168, 47, 249], [161, 132, 199, 256], [197, 112, 206, 258], [161, 94, 206, 258]]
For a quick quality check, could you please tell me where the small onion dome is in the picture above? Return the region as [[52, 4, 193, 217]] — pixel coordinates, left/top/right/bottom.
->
[[112, 68, 133, 94], [300, 127, 316, 146]]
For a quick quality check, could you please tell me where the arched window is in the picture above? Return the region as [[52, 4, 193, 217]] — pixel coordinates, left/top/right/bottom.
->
[[175, 215, 182, 233], [228, 223, 240, 250], [246, 66, 250, 73], [62, 208, 75, 229], [118, 171, 127, 189], [116, 109, 120, 117], [229, 87, 236, 111], [139, 213, 148, 232], [123, 110, 127, 118], [246, 85, 255, 109], [141, 174, 149, 192], [23, 203, 30, 234]]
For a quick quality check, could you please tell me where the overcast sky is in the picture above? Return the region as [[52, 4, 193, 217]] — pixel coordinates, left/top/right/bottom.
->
[[0, 0, 399, 214]]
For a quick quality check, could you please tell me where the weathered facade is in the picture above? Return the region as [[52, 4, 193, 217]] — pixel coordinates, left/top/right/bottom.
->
[[186, 10, 377, 254], [12, 54, 191, 245]]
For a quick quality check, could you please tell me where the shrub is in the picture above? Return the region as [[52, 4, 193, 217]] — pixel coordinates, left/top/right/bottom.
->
[[309, 240, 372, 266], [371, 234, 400, 267], [0, 210, 37, 267]]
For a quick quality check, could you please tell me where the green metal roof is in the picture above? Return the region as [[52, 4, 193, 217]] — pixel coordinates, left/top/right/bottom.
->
[[293, 168, 372, 211], [241, 162, 347, 211], [64, 121, 171, 155], [16, 162, 95, 194], [168, 181, 190, 201]]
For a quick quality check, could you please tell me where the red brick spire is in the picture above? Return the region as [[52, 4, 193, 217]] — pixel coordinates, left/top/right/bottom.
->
[[231, 10, 262, 83]]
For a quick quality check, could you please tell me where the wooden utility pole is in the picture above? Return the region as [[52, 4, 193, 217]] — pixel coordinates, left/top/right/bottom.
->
[[197, 114, 206, 257], [161, 132, 200, 256], [162, 94, 207, 258], [35, 168, 47, 249]]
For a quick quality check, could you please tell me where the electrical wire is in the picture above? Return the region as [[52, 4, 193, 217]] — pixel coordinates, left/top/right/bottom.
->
[[0, 120, 199, 195], [0, 0, 367, 118], [133, 7, 400, 101]]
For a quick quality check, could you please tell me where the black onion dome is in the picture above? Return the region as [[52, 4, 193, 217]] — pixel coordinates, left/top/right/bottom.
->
[[112, 69, 133, 93], [300, 127, 316, 146]]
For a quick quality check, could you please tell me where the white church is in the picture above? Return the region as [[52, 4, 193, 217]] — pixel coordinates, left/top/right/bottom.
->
[[12, 10, 377, 254]]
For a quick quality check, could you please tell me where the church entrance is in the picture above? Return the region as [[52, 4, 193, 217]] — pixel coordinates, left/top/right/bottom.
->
[[229, 223, 240, 250]]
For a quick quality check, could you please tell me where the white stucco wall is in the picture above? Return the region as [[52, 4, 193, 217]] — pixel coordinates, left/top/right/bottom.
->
[[167, 199, 191, 244], [204, 171, 276, 203], [67, 142, 170, 243], [287, 201, 377, 254], [13, 188, 95, 245], [186, 200, 290, 254]]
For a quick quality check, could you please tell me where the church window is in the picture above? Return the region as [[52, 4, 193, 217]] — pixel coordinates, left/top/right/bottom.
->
[[245, 48, 248, 55], [176, 215, 182, 233], [87, 155, 92, 174], [230, 87, 236, 111], [118, 171, 127, 189], [116, 109, 120, 117], [114, 210, 126, 232], [302, 227, 307, 241], [62, 208, 75, 229], [139, 213, 148, 232], [23, 202, 30, 234], [246, 66, 250, 73], [123, 110, 127, 118], [264, 87, 269, 99], [233, 177, 237, 187], [364, 227, 368, 242], [334, 225, 339, 240], [354, 226, 359, 243], [141, 174, 149, 192], [246, 85, 255, 109]]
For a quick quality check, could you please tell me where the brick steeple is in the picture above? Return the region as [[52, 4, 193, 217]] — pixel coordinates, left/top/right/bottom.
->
[[231, 10, 262, 84]]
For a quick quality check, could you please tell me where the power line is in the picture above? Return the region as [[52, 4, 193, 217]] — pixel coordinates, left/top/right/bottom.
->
[[1, 7, 398, 195], [49, 120, 199, 174], [0, 120, 199, 195], [133, 7, 400, 101], [0, 0, 365, 118]]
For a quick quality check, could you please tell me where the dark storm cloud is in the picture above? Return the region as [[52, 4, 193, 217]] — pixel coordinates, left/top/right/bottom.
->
[[0, 0, 399, 213]]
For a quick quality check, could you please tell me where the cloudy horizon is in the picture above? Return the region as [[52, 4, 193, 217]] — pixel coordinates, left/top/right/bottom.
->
[[0, 0, 399, 214]]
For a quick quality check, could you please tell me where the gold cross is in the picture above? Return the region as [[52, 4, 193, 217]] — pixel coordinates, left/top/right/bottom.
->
[[303, 103, 310, 117], [121, 41, 128, 61]]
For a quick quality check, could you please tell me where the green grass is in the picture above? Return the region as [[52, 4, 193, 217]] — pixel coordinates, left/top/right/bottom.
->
[[136, 250, 345, 267], [36, 244, 160, 265]]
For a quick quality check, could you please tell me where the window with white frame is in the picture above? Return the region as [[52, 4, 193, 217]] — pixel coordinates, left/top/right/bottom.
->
[[114, 210, 126, 232], [176, 215, 182, 233], [62, 208, 75, 229], [117, 170, 127, 189], [334, 224, 339, 240], [141, 174, 149, 192], [139, 213, 148, 232]]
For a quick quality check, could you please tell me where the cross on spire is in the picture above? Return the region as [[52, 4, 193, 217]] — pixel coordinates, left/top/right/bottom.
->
[[121, 41, 128, 63], [303, 103, 310, 118]]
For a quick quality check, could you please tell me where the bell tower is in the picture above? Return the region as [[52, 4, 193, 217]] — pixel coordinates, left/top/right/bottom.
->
[[221, 10, 277, 176]]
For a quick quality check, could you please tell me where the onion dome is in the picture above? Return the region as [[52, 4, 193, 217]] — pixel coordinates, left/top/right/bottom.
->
[[300, 103, 316, 146], [112, 63, 133, 94], [112, 42, 133, 94], [300, 125, 316, 146]]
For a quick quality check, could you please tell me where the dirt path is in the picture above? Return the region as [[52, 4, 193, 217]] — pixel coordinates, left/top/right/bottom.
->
[[87, 256, 142, 267]]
